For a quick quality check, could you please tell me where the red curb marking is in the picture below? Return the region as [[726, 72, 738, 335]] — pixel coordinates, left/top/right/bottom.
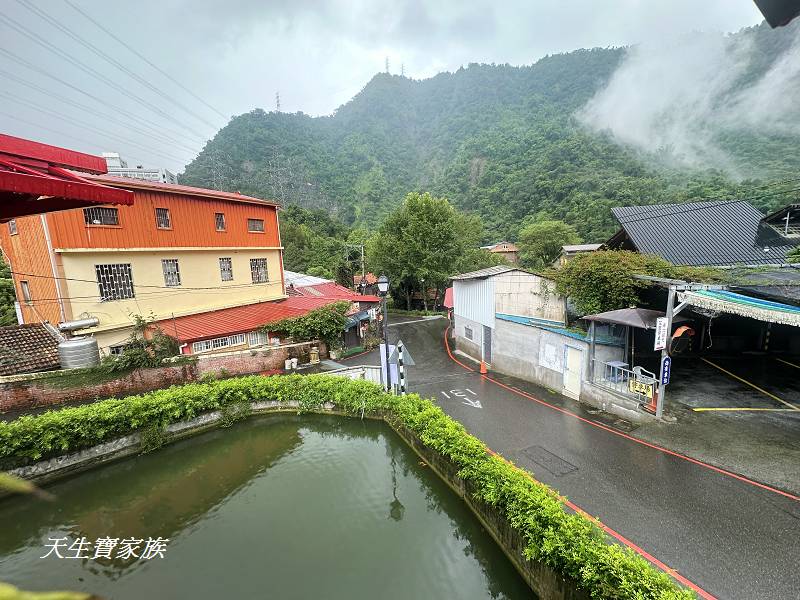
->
[[443, 326, 800, 503], [484, 447, 717, 599], [440, 325, 800, 598]]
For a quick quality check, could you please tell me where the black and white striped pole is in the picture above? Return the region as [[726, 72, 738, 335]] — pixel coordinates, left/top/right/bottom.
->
[[397, 340, 406, 395]]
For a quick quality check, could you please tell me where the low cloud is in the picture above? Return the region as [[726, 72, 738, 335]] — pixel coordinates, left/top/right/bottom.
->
[[578, 24, 800, 177]]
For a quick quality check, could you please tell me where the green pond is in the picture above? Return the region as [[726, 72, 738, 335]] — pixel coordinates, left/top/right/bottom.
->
[[0, 415, 532, 599]]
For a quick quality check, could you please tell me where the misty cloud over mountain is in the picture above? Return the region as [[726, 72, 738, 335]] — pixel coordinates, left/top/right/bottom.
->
[[578, 22, 800, 177]]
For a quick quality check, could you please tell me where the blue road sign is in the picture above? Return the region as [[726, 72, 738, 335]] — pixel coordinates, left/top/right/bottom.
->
[[660, 356, 672, 385]]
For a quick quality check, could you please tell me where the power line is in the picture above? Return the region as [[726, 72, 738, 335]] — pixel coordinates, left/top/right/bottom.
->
[[0, 46, 205, 147], [0, 14, 210, 142], [9, 269, 333, 293], [16, 0, 221, 130], [62, 0, 228, 121], [0, 91, 194, 165], [0, 67, 201, 155]]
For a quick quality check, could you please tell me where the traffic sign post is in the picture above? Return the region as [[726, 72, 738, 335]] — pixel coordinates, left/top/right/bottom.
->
[[660, 356, 672, 385]]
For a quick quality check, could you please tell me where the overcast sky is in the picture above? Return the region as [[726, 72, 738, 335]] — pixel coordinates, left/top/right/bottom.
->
[[0, 0, 764, 173]]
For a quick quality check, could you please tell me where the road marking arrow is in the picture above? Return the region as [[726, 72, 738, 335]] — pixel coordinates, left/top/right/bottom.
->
[[462, 398, 482, 408]]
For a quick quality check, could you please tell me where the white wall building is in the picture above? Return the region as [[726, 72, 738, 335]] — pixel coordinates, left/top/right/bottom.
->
[[102, 152, 178, 184], [451, 266, 633, 420]]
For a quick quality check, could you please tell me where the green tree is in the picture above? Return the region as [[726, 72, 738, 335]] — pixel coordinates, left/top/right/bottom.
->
[[518, 220, 581, 269], [369, 192, 482, 309], [0, 261, 18, 326], [788, 247, 800, 264], [551, 250, 723, 314]]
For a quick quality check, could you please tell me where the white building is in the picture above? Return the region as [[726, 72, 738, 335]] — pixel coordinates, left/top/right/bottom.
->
[[451, 265, 634, 419], [102, 152, 178, 184]]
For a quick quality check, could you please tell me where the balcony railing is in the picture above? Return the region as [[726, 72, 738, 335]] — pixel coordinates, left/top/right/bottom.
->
[[590, 359, 659, 403]]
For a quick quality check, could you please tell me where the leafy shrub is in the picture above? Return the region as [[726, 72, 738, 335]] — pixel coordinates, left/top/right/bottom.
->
[[550, 250, 725, 314], [267, 301, 350, 346], [0, 376, 692, 599]]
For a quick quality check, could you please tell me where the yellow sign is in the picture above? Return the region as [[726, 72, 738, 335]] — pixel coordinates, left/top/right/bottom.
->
[[628, 379, 654, 399]]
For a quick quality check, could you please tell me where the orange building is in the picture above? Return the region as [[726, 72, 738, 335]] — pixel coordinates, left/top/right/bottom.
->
[[0, 175, 290, 354]]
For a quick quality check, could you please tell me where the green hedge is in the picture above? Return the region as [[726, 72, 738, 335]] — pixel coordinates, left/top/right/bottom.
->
[[0, 375, 692, 599]]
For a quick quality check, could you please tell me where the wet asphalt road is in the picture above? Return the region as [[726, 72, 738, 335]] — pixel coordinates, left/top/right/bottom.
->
[[349, 317, 800, 600]]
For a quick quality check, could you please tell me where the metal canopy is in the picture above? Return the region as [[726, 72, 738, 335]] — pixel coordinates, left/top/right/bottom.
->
[[582, 308, 689, 330], [0, 133, 133, 222]]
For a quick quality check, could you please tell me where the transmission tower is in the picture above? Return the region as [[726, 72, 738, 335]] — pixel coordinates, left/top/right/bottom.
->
[[385, 56, 389, 74], [401, 63, 405, 77], [276, 91, 281, 112]]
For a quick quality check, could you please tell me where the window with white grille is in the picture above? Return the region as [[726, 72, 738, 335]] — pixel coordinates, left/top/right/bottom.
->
[[247, 218, 265, 232], [250, 258, 268, 283], [109, 344, 128, 356], [192, 333, 246, 354], [84, 207, 119, 226], [20, 280, 31, 302], [155, 207, 171, 229], [95, 263, 134, 301], [162, 259, 181, 287], [8, 219, 17, 235], [248, 330, 268, 347], [464, 326, 473, 340], [219, 257, 233, 281], [215, 212, 226, 231]]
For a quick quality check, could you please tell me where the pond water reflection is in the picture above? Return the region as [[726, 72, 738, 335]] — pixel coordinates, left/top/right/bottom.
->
[[0, 415, 532, 599]]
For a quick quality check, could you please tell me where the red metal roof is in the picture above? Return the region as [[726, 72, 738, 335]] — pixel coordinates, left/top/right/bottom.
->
[[84, 174, 279, 207], [292, 281, 381, 303], [156, 297, 338, 343], [0, 133, 133, 222]]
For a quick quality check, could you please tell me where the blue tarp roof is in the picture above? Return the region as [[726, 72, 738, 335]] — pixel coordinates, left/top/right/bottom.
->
[[495, 313, 623, 346]]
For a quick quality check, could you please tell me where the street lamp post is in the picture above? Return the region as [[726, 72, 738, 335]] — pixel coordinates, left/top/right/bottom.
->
[[377, 274, 391, 392]]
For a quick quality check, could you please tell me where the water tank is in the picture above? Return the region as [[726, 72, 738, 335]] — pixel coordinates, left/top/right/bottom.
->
[[58, 336, 100, 369]]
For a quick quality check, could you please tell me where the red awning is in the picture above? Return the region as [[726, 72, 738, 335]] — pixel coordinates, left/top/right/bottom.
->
[[0, 133, 133, 222]]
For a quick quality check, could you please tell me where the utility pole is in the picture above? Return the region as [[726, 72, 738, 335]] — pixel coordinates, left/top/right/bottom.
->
[[276, 91, 281, 112], [784, 209, 792, 236], [385, 56, 390, 74]]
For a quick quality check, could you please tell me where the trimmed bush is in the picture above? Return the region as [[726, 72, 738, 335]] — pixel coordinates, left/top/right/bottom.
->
[[0, 375, 693, 599]]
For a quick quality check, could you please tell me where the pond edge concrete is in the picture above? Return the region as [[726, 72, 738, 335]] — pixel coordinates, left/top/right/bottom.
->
[[6, 400, 590, 600]]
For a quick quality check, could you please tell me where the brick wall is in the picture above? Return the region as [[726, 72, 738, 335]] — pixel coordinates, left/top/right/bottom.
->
[[0, 341, 326, 416]]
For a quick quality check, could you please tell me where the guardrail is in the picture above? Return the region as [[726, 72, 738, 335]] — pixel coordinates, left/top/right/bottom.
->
[[324, 365, 383, 385], [590, 359, 659, 403]]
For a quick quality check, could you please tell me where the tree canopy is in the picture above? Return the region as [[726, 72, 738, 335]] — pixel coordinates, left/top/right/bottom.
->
[[518, 220, 581, 269]]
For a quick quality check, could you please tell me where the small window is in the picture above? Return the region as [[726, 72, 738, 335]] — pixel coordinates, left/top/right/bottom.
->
[[155, 207, 171, 229], [464, 326, 473, 341], [20, 280, 31, 302], [8, 219, 17, 235], [215, 212, 226, 231], [247, 218, 265, 232], [162, 259, 181, 287], [84, 207, 119, 226], [219, 257, 233, 281], [192, 333, 246, 354], [96, 263, 134, 301], [109, 344, 127, 356], [248, 330, 268, 347], [250, 258, 268, 283]]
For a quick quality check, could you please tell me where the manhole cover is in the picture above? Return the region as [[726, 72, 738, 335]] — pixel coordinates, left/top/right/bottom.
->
[[520, 445, 578, 477]]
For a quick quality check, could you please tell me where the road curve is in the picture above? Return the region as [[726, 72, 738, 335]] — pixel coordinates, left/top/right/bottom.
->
[[351, 317, 800, 600]]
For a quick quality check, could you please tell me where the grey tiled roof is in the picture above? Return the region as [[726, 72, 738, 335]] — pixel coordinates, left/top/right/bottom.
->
[[0, 324, 60, 376], [610, 201, 797, 267]]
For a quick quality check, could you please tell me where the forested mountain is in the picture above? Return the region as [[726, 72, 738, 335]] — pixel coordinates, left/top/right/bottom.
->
[[180, 21, 800, 243]]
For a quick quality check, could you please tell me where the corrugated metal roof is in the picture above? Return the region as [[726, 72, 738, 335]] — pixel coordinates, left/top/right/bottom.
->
[[84, 173, 278, 206], [451, 265, 520, 280], [610, 201, 797, 266], [284, 270, 331, 287], [562, 243, 603, 253], [156, 297, 337, 343]]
